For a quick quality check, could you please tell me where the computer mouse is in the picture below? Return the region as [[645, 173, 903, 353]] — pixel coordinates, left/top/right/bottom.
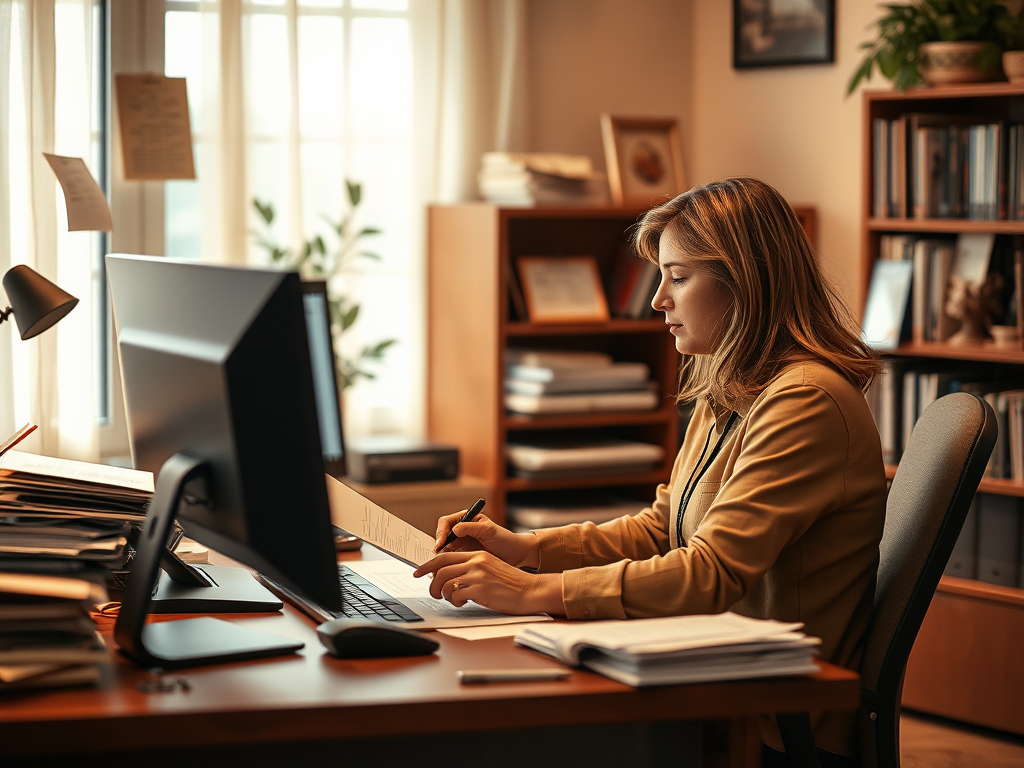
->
[[316, 617, 440, 659]]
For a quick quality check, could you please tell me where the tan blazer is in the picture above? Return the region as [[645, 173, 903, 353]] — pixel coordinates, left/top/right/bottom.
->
[[533, 360, 887, 756]]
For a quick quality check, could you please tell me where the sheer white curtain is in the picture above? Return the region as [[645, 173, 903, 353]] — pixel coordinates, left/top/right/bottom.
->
[[159, 0, 526, 439], [0, 0, 99, 461]]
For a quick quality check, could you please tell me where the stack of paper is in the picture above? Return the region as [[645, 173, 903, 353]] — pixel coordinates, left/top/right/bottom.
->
[[478, 152, 610, 207], [0, 451, 154, 691], [505, 349, 659, 416], [514, 613, 821, 687], [507, 492, 646, 532]]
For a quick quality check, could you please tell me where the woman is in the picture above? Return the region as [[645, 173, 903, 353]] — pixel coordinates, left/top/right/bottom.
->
[[414, 177, 886, 765]]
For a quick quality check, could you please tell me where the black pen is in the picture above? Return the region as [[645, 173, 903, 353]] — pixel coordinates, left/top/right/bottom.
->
[[441, 498, 486, 550]]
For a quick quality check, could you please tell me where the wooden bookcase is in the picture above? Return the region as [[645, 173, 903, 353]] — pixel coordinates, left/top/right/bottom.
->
[[426, 204, 680, 525], [862, 84, 1024, 735]]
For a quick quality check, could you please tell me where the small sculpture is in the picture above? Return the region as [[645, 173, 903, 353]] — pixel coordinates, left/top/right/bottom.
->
[[944, 272, 1004, 346]]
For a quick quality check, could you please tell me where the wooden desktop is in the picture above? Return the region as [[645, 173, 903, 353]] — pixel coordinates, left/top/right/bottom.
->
[[0, 548, 859, 768]]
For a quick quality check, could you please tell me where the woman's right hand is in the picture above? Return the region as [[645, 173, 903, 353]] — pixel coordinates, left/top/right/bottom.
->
[[433, 511, 539, 570]]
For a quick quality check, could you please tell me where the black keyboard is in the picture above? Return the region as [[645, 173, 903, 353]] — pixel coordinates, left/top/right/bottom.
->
[[253, 565, 423, 624], [335, 565, 423, 623]]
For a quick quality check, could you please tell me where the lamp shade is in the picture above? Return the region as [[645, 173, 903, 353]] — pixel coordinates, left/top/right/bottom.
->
[[2, 265, 79, 340]]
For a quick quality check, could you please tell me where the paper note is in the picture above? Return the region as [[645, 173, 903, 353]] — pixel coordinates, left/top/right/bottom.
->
[[42, 155, 113, 232], [437, 625, 527, 640], [326, 475, 436, 566], [114, 73, 195, 180]]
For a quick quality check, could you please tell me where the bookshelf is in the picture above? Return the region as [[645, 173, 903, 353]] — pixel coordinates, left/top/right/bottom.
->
[[426, 204, 680, 526], [862, 84, 1024, 734]]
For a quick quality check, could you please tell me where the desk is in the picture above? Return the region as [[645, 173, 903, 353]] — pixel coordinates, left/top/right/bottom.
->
[[0, 550, 859, 768]]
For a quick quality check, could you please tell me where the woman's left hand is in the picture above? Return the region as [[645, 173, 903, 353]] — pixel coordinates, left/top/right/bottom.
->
[[413, 551, 565, 617]]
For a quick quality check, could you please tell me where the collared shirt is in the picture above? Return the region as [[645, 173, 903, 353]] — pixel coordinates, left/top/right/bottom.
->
[[532, 360, 887, 755]]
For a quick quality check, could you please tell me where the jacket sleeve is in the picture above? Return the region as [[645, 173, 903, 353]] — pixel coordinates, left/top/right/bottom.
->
[[545, 383, 852, 620]]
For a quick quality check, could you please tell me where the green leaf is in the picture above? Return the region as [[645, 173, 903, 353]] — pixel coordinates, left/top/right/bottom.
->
[[340, 305, 359, 331], [253, 198, 274, 225], [357, 226, 382, 237], [357, 250, 382, 261], [346, 179, 362, 207]]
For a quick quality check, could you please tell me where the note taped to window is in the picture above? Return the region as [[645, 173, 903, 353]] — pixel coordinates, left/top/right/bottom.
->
[[114, 74, 196, 181]]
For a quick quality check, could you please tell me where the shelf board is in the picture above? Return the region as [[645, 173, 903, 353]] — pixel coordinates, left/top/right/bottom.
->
[[884, 465, 1024, 497], [881, 341, 1024, 364], [866, 218, 1024, 235], [866, 82, 1024, 101], [937, 575, 1024, 607], [506, 318, 666, 337], [504, 407, 676, 431], [504, 468, 669, 492]]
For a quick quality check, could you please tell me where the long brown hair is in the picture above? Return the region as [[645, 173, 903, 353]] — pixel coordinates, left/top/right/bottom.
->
[[634, 177, 880, 405]]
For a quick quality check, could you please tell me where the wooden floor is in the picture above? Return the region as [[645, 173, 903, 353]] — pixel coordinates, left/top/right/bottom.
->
[[901, 711, 1024, 768]]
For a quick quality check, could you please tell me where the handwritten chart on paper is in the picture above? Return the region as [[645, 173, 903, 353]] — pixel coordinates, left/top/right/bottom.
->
[[114, 74, 195, 181], [325, 475, 435, 566]]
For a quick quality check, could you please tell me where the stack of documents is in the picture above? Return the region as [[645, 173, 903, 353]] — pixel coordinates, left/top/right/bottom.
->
[[506, 437, 665, 481], [505, 349, 659, 416], [514, 613, 821, 687], [507, 492, 646, 532], [0, 451, 154, 691], [478, 152, 610, 207]]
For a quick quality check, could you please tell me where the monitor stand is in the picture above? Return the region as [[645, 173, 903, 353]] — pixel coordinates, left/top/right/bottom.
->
[[147, 548, 283, 614], [114, 452, 304, 669]]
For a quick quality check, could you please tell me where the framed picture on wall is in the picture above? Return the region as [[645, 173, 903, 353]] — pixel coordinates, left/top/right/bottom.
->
[[600, 114, 686, 208], [733, 0, 835, 69]]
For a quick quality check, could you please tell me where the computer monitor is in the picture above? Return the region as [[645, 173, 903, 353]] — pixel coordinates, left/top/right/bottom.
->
[[301, 280, 346, 478], [106, 254, 343, 668]]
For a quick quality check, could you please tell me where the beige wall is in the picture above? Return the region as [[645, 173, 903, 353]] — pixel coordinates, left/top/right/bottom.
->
[[527, 0, 886, 313]]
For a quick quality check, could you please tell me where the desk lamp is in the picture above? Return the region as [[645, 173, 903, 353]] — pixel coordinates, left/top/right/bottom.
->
[[0, 264, 79, 339]]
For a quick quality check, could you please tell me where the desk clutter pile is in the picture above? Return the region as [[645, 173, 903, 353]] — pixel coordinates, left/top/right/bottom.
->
[[477, 152, 610, 207], [0, 450, 153, 691]]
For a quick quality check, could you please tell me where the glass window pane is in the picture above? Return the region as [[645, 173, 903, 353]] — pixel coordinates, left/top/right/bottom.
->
[[352, 0, 408, 10], [298, 16, 344, 139], [247, 13, 290, 137], [350, 18, 411, 139], [165, 11, 204, 133]]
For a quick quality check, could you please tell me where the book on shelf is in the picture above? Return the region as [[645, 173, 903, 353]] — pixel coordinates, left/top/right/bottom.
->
[[944, 496, 979, 580], [505, 349, 615, 369], [506, 360, 650, 384], [976, 493, 1021, 588], [513, 612, 821, 687], [862, 259, 913, 350], [504, 385, 659, 416], [607, 247, 658, 320], [910, 238, 957, 343], [505, 437, 665, 480]]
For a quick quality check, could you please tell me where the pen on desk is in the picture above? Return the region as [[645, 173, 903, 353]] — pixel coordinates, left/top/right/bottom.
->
[[441, 498, 486, 550], [457, 669, 571, 684]]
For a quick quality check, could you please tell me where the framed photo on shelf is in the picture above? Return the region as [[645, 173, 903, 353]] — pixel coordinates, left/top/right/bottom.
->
[[732, 0, 834, 69], [516, 256, 610, 324], [600, 114, 686, 208]]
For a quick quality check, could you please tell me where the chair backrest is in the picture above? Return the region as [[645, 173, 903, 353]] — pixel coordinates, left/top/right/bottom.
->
[[858, 391, 996, 768]]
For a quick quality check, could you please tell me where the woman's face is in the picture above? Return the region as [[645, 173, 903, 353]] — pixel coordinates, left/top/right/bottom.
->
[[651, 223, 733, 356]]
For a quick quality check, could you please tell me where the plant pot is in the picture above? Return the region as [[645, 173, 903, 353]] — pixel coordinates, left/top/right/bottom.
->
[[1003, 50, 1024, 83], [919, 41, 1001, 86]]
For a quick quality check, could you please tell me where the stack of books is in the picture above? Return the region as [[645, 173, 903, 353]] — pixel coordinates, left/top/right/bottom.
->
[[507, 491, 645, 533], [478, 152, 610, 207], [514, 612, 821, 687], [504, 349, 659, 416], [0, 450, 154, 691]]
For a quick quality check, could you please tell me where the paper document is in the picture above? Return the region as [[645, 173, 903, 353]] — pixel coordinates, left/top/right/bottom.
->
[[346, 559, 550, 629], [43, 154, 113, 232], [326, 474, 436, 566], [114, 73, 196, 180], [0, 451, 153, 493]]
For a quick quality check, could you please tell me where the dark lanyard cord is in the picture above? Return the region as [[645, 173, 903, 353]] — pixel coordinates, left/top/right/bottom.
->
[[675, 411, 738, 546]]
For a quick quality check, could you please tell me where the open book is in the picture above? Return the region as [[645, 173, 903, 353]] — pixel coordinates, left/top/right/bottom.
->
[[514, 612, 821, 687]]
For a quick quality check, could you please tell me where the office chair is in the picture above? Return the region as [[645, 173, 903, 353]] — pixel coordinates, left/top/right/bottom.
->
[[777, 391, 997, 768]]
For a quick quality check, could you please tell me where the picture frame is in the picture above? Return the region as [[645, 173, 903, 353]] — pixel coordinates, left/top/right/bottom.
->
[[600, 114, 686, 208], [516, 256, 610, 324], [733, 0, 834, 69]]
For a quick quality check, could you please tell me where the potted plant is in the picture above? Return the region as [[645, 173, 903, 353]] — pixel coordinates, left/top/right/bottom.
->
[[998, 8, 1024, 82], [251, 180, 396, 390], [847, 0, 1009, 95]]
